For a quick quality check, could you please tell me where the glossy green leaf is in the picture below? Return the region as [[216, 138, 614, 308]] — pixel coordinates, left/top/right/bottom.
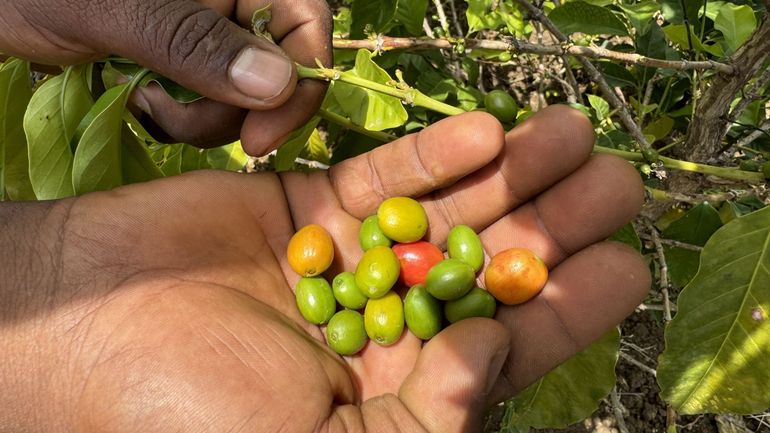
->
[[275, 117, 320, 171], [300, 129, 330, 164], [331, 50, 407, 131], [503, 328, 620, 429], [0, 58, 35, 201], [663, 24, 724, 56], [142, 74, 203, 104], [702, 1, 725, 20], [121, 123, 163, 184], [548, 1, 628, 36], [618, 0, 659, 35], [662, 203, 722, 246], [207, 141, 249, 171], [587, 94, 610, 121], [24, 65, 93, 199], [610, 223, 642, 251], [635, 23, 668, 80], [598, 61, 638, 89], [714, 3, 757, 53], [466, 0, 527, 35], [658, 206, 770, 414], [158, 144, 183, 176], [72, 84, 130, 194]]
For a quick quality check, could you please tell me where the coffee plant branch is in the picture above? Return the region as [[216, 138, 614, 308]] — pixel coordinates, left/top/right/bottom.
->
[[512, 0, 652, 152], [296, 64, 764, 183], [332, 37, 734, 74]]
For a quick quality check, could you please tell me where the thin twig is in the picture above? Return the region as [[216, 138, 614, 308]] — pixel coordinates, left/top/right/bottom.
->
[[728, 66, 770, 123], [610, 387, 631, 433], [446, 0, 464, 36], [638, 233, 704, 252], [645, 220, 673, 322], [331, 37, 734, 73], [735, 118, 770, 148], [637, 303, 679, 312], [422, 18, 436, 39], [432, 0, 450, 34], [511, 0, 651, 150], [619, 351, 658, 377]]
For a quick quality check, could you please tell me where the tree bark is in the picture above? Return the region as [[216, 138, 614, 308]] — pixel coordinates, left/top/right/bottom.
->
[[676, 16, 770, 163]]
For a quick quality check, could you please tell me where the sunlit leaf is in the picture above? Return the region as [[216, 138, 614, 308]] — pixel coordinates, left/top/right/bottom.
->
[[658, 206, 770, 414], [275, 117, 320, 171], [24, 65, 93, 199], [72, 84, 130, 194], [714, 3, 757, 53], [207, 141, 249, 171]]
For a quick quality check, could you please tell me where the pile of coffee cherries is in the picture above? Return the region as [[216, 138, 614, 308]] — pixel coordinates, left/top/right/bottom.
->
[[286, 197, 548, 356]]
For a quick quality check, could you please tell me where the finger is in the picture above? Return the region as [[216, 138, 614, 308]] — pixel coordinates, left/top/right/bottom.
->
[[488, 241, 651, 402], [420, 104, 596, 243], [74, 0, 298, 109], [399, 318, 510, 433], [329, 111, 505, 218], [237, 0, 333, 155], [131, 83, 247, 147], [478, 153, 645, 266]]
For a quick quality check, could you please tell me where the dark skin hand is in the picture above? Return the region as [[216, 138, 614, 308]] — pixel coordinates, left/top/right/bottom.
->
[[0, 107, 651, 432], [0, 0, 332, 151]]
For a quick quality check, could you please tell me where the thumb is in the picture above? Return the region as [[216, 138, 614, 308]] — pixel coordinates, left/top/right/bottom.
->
[[95, 0, 296, 109], [399, 318, 511, 433]]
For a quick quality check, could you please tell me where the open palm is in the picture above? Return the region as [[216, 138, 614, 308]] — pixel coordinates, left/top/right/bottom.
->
[[28, 107, 650, 433]]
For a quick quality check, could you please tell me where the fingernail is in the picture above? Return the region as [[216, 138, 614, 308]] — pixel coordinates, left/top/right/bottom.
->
[[230, 48, 293, 101]]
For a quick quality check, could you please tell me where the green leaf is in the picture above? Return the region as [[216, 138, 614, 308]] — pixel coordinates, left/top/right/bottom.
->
[[466, 0, 527, 35], [660, 0, 703, 24], [610, 223, 642, 251], [72, 84, 130, 194], [662, 203, 723, 246], [644, 116, 675, 141], [597, 129, 633, 149], [714, 3, 757, 53], [658, 206, 770, 414], [331, 50, 408, 131], [350, 0, 427, 38], [618, 0, 659, 35], [180, 144, 211, 172], [207, 141, 249, 171], [121, 123, 163, 184], [333, 7, 353, 36], [158, 144, 183, 176], [24, 65, 93, 199], [661, 203, 723, 288], [504, 328, 620, 429], [587, 94, 610, 121], [635, 23, 668, 80], [663, 24, 724, 56], [394, 0, 428, 36], [702, 1, 725, 20], [143, 74, 203, 104], [548, 1, 628, 36], [598, 61, 638, 89], [300, 129, 330, 164], [275, 117, 320, 171], [0, 58, 35, 201]]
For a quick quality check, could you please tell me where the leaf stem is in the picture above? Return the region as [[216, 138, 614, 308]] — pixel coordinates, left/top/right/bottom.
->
[[296, 64, 464, 117], [593, 146, 765, 182]]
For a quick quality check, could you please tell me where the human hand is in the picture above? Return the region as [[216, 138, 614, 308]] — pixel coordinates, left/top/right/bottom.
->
[[0, 0, 331, 150], [0, 107, 650, 432]]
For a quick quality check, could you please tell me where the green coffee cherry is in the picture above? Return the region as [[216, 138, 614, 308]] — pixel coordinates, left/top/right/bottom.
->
[[355, 246, 401, 299], [425, 258, 475, 301], [444, 287, 497, 323], [447, 225, 484, 272], [364, 291, 405, 346], [326, 310, 368, 356], [332, 272, 368, 310], [295, 277, 336, 325], [404, 285, 442, 340], [484, 90, 518, 123], [359, 215, 392, 251]]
